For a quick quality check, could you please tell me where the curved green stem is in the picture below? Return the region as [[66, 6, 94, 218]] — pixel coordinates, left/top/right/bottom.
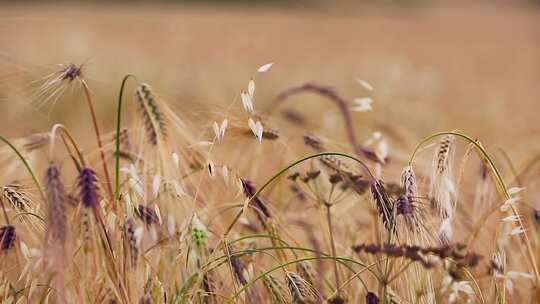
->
[[203, 245, 379, 295], [408, 130, 540, 285], [409, 131, 505, 193], [230, 255, 375, 302], [225, 151, 373, 236], [227, 233, 297, 257], [205, 245, 370, 271], [114, 74, 137, 201], [328, 260, 379, 300], [0, 135, 46, 203]]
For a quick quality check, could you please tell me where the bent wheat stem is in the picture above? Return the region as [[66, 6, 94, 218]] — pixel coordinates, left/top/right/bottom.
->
[[409, 130, 540, 285], [325, 203, 342, 295], [81, 81, 114, 203], [50, 123, 86, 170], [272, 83, 381, 163]]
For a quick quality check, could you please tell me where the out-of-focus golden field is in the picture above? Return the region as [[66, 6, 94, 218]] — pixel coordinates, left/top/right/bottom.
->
[[2, 2, 539, 151], [0, 1, 539, 303]]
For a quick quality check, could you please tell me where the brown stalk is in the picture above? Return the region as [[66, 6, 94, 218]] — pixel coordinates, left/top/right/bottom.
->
[[51, 124, 86, 171], [325, 202, 341, 296], [272, 82, 380, 163], [81, 81, 114, 204]]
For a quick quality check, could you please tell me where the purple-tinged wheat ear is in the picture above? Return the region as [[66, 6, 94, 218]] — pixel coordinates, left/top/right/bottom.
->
[[366, 292, 379, 304], [240, 178, 271, 218], [79, 167, 100, 208], [123, 218, 138, 268], [45, 163, 68, 243], [136, 204, 159, 225], [0, 225, 16, 250]]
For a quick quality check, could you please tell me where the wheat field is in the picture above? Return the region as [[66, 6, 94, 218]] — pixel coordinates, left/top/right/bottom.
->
[[0, 2, 539, 303]]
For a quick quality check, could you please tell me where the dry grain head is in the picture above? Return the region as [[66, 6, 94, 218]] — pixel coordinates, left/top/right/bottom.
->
[[436, 135, 455, 174], [134, 83, 168, 146], [370, 179, 396, 233], [2, 184, 31, 212], [400, 166, 417, 200], [429, 135, 457, 221], [285, 271, 321, 304]]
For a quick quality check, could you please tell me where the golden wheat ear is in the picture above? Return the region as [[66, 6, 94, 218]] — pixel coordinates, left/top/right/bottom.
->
[[285, 271, 322, 304], [134, 83, 168, 146]]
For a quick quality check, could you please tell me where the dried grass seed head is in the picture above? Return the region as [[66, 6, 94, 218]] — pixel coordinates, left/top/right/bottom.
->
[[436, 135, 455, 174], [60, 63, 83, 82], [34, 63, 85, 108], [430, 135, 457, 219], [2, 184, 31, 212]]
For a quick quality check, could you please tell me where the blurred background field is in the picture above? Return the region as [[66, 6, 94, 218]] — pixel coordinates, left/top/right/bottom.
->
[[0, 1, 539, 160]]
